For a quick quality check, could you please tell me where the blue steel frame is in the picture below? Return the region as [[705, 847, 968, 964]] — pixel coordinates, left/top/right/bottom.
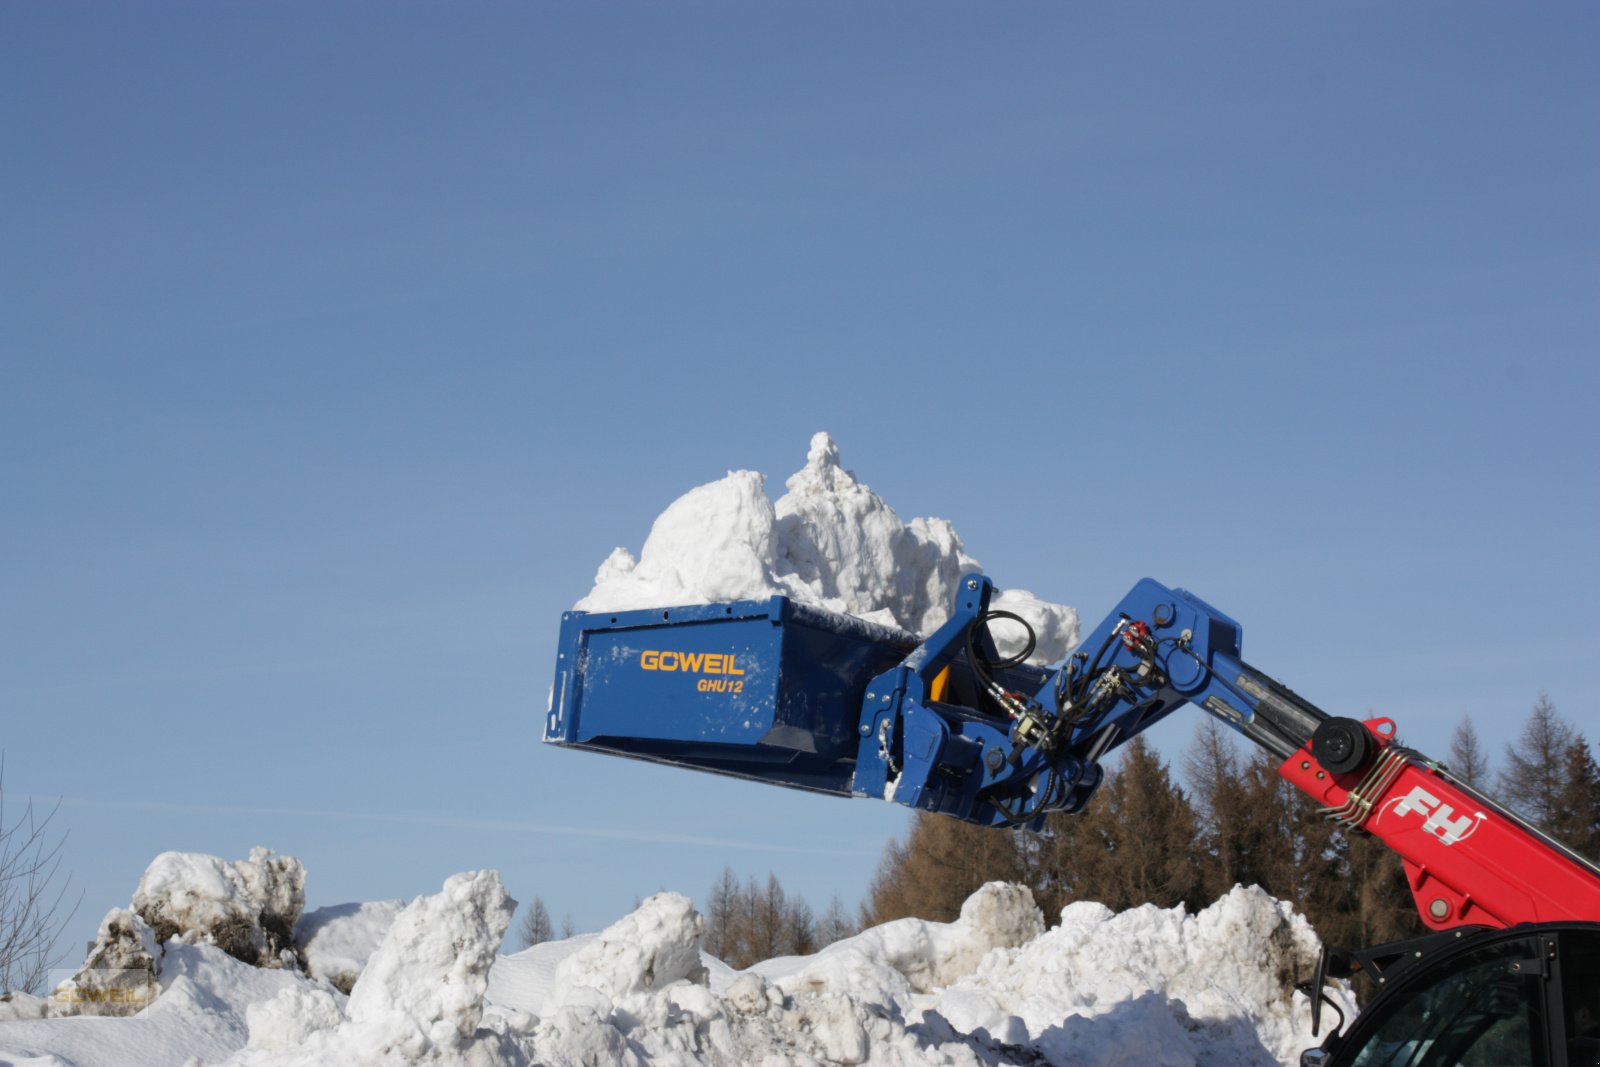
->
[[547, 574, 1314, 830]]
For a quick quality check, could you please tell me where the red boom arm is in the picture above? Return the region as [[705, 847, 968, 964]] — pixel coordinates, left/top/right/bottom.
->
[[1279, 717, 1600, 930]]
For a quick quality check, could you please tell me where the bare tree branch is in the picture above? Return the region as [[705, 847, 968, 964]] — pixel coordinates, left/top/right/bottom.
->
[[1, 754, 83, 994]]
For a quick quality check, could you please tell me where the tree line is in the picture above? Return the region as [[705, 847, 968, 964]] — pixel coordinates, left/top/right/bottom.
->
[[512, 692, 1599, 969]]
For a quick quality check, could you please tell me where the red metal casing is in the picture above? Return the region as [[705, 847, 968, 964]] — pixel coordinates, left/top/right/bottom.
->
[[1278, 718, 1600, 930]]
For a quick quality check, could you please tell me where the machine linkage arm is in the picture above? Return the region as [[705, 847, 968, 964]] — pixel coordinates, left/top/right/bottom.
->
[[947, 575, 1600, 932]]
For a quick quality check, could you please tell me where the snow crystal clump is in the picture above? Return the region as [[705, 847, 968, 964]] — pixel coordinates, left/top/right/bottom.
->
[[345, 869, 516, 1052], [547, 892, 707, 1011], [244, 985, 346, 1051], [577, 432, 1080, 663], [294, 899, 405, 994], [134, 847, 305, 967]]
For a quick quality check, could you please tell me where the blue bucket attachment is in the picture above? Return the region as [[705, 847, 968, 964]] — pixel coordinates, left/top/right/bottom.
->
[[546, 597, 916, 796], [545, 576, 1103, 828]]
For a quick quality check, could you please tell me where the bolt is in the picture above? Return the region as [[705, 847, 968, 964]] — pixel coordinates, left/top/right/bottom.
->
[[967, 579, 979, 590], [882, 695, 890, 703], [1316, 772, 1326, 780], [860, 724, 870, 735], [1429, 898, 1450, 920], [1300, 761, 1311, 771]]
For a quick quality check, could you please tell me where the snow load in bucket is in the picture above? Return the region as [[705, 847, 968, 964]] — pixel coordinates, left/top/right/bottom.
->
[[547, 435, 1080, 826]]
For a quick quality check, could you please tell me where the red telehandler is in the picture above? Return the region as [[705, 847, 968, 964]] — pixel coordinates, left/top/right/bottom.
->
[[547, 574, 1600, 1065]]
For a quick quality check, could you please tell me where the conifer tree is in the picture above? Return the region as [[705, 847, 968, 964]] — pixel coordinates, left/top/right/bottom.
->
[[1550, 735, 1600, 861], [864, 811, 1024, 924], [1499, 692, 1575, 831], [1447, 716, 1491, 789], [517, 897, 553, 948], [1092, 736, 1204, 911], [817, 895, 857, 946], [1183, 719, 1262, 900], [1031, 736, 1203, 915], [703, 867, 741, 962]]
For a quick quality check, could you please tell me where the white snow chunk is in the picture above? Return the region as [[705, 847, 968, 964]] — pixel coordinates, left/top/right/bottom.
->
[[752, 881, 1044, 999], [578, 433, 1079, 664], [547, 892, 708, 1012], [939, 884, 1353, 1067], [223, 869, 527, 1067], [133, 848, 305, 967], [293, 899, 405, 993], [344, 869, 515, 1053], [244, 985, 345, 1051], [575, 470, 784, 614], [0, 992, 49, 1021]]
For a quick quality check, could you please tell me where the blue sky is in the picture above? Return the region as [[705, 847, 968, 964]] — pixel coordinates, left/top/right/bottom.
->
[[3, 3, 1596, 957]]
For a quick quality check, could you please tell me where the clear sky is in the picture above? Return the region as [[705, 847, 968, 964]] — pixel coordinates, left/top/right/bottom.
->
[[3, 3, 1596, 958]]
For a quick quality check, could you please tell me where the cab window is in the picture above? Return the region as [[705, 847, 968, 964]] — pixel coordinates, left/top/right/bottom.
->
[[1347, 942, 1546, 1067]]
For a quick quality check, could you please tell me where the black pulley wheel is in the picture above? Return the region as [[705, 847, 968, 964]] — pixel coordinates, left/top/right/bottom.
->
[[1312, 717, 1374, 775]]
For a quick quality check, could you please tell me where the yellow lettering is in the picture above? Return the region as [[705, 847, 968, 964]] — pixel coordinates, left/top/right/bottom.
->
[[640, 649, 749, 678]]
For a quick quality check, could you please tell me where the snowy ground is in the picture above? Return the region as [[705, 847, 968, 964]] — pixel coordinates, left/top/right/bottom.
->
[[0, 853, 1349, 1067]]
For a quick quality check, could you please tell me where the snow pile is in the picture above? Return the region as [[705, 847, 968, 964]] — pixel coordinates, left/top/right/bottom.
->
[[0, 941, 311, 1067], [234, 869, 524, 1066], [293, 899, 405, 993], [577, 433, 1080, 663], [515, 889, 975, 1067], [0, 863, 1349, 1066], [752, 882, 1045, 1002], [0, 991, 49, 1022], [546, 892, 708, 1009], [133, 848, 305, 968], [935, 885, 1336, 1066], [484, 881, 1343, 1067]]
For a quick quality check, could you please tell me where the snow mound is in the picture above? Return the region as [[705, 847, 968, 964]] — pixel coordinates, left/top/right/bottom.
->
[[939, 884, 1340, 1067], [0, 941, 310, 1067], [548, 892, 707, 1010], [753, 881, 1044, 1000], [1, 870, 1350, 1067], [343, 869, 517, 1055], [0, 992, 49, 1021], [231, 869, 526, 1066], [133, 848, 305, 968], [577, 432, 1080, 663], [293, 899, 405, 993]]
